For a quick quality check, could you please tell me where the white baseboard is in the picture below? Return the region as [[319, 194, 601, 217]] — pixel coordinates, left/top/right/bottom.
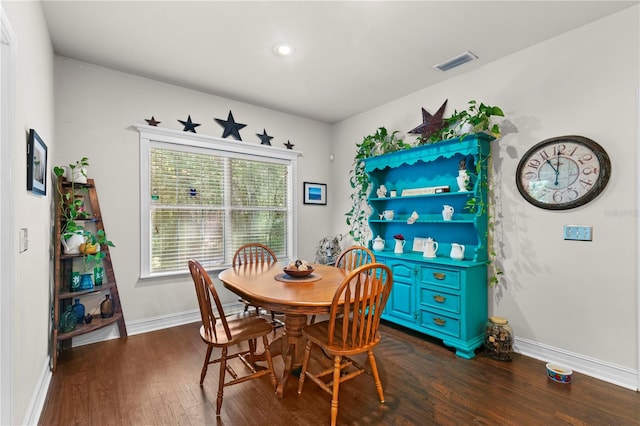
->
[[514, 336, 639, 391], [22, 357, 51, 426]]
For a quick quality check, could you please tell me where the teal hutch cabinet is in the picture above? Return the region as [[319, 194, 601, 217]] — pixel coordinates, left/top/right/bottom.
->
[[363, 134, 492, 359]]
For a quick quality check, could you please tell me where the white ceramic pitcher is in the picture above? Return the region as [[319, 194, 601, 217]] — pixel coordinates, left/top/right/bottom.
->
[[423, 237, 438, 258], [394, 238, 406, 254], [442, 205, 454, 221], [450, 243, 465, 260]]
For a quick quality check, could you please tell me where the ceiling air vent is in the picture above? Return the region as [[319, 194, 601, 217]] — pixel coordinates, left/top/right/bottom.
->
[[433, 50, 478, 72]]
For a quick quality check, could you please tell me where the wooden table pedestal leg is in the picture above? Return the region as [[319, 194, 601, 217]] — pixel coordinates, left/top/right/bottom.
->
[[275, 313, 308, 398]]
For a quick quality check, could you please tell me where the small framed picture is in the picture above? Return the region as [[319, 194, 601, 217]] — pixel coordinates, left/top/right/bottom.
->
[[27, 129, 47, 195], [412, 237, 428, 252], [303, 182, 327, 205]]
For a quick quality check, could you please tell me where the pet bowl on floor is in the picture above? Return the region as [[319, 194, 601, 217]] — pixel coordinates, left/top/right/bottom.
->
[[546, 363, 572, 384]]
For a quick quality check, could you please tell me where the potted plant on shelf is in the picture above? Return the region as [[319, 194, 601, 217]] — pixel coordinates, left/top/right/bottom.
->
[[54, 158, 91, 253], [53, 158, 114, 288], [79, 229, 113, 288], [419, 100, 504, 145], [346, 127, 412, 244]]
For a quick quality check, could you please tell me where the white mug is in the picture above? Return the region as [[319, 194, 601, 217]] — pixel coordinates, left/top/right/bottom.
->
[[382, 210, 394, 220]]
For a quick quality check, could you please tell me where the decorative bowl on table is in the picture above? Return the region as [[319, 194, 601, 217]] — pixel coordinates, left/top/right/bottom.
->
[[546, 363, 572, 383], [283, 260, 314, 278]]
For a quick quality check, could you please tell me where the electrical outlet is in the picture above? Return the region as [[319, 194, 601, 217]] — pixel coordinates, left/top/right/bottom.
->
[[563, 225, 592, 241]]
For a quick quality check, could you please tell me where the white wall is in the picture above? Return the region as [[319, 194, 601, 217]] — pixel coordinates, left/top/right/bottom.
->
[[53, 57, 333, 324], [331, 6, 639, 385], [2, 1, 55, 424]]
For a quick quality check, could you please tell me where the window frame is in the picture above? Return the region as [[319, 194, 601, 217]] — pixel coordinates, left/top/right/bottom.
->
[[136, 124, 301, 278]]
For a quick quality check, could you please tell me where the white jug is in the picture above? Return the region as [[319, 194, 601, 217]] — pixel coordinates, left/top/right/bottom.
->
[[442, 205, 454, 221], [450, 243, 465, 260], [423, 237, 438, 258], [394, 238, 406, 254]]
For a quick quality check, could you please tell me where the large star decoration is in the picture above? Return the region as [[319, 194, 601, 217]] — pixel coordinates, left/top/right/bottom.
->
[[178, 115, 200, 133], [284, 140, 295, 150], [145, 116, 161, 126], [214, 111, 246, 141], [409, 99, 448, 140], [256, 129, 274, 146]]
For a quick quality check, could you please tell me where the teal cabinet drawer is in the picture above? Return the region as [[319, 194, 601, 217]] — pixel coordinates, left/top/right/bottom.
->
[[419, 287, 460, 314], [420, 309, 460, 338], [387, 262, 414, 279], [419, 266, 460, 290]]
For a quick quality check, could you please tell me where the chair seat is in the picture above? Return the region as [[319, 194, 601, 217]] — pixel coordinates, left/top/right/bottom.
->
[[200, 312, 274, 347], [303, 318, 381, 356]]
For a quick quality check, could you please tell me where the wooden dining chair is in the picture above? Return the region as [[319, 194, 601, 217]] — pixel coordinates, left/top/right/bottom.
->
[[232, 243, 283, 328], [297, 263, 393, 426], [309, 245, 377, 325], [188, 259, 277, 416], [335, 245, 376, 272]]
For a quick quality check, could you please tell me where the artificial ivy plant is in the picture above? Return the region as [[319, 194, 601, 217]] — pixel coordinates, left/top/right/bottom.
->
[[345, 127, 412, 243]]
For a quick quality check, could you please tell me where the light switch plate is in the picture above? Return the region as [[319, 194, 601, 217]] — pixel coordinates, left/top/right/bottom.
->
[[563, 225, 592, 241], [19, 228, 28, 252]]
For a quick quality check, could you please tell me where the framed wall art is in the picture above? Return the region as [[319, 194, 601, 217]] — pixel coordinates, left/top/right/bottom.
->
[[303, 182, 326, 205], [27, 128, 47, 195]]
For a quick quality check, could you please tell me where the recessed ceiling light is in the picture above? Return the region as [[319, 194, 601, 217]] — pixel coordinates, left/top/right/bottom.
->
[[433, 50, 478, 72], [273, 43, 295, 57]]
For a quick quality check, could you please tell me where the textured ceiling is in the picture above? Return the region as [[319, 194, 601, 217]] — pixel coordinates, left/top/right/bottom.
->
[[41, 1, 637, 123]]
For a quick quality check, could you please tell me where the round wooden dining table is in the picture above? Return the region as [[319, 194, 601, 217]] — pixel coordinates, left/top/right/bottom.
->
[[218, 262, 347, 398]]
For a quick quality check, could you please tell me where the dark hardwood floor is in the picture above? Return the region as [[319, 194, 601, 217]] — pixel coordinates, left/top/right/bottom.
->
[[40, 320, 640, 425]]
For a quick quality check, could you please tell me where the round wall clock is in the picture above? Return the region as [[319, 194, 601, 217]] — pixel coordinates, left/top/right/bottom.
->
[[515, 135, 611, 210]]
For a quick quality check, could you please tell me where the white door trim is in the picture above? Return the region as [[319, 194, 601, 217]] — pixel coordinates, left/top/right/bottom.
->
[[0, 4, 17, 425]]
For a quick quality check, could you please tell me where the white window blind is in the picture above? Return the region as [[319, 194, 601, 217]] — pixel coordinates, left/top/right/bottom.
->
[[137, 125, 300, 278]]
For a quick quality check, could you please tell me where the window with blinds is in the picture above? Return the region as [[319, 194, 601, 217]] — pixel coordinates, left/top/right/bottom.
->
[[138, 128, 298, 278]]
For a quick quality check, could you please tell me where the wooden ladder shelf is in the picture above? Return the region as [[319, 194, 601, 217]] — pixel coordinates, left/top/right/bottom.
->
[[52, 177, 127, 372]]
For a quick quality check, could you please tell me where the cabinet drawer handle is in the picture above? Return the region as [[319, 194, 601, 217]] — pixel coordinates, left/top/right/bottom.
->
[[433, 317, 446, 326], [433, 272, 446, 280], [433, 295, 446, 303]]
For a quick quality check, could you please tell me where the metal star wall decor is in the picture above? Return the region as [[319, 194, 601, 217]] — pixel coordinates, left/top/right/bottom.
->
[[284, 140, 294, 149], [256, 129, 274, 146], [145, 116, 161, 126], [214, 111, 246, 141], [178, 115, 200, 133], [409, 99, 448, 140]]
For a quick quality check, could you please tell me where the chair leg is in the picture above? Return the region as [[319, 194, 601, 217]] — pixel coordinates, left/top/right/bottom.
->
[[367, 349, 385, 403], [297, 340, 313, 394], [216, 347, 228, 416], [200, 345, 213, 385], [262, 335, 277, 388], [330, 355, 341, 426], [248, 338, 256, 364]]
